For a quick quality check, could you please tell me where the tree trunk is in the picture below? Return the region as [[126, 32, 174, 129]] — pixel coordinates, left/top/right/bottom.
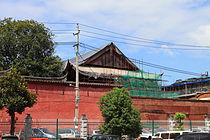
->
[[9, 111, 15, 135]]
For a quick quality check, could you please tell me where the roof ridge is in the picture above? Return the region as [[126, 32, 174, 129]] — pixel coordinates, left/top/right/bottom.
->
[[69, 42, 113, 64]]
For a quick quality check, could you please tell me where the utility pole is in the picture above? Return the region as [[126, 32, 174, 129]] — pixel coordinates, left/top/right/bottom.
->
[[73, 23, 80, 129]]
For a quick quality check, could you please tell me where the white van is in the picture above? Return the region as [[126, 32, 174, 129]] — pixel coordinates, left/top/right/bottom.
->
[[154, 131, 191, 140], [58, 128, 80, 138]]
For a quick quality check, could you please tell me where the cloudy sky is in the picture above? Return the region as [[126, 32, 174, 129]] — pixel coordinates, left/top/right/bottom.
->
[[1, 0, 210, 84]]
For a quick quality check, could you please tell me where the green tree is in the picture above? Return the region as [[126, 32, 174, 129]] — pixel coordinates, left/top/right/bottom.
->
[[0, 18, 63, 77], [172, 112, 187, 131], [99, 87, 142, 137], [0, 68, 37, 135]]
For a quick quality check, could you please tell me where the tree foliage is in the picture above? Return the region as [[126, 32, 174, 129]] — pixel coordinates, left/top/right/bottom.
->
[[172, 112, 187, 131], [0, 68, 37, 135], [0, 18, 63, 77], [99, 87, 142, 137]]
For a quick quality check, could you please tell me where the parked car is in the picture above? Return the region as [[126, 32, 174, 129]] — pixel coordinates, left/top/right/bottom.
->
[[175, 132, 210, 140], [1, 135, 19, 140], [140, 129, 153, 139], [149, 128, 167, 134], [61, 138, 84, 140], [90, 135, 119, 140], [191, 127, 209, 132], [92, 130, 101, 136], [58, 128, 80, 138], [19, 128, 59, 140], [154, 131, 191, 140]]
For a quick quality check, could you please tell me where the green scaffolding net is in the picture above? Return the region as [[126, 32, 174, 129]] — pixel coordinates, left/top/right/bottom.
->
[[118, 71, 180, 98]]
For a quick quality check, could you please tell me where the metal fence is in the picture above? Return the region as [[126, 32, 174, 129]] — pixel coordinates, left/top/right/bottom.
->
[[0, 119, 209, 138], [141, 120, 207, 131], [0, 118, 103, 138]]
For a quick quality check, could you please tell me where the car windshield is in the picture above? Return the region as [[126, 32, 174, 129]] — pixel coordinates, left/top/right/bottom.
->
[[107, 135, 119, 140], [2, 137, 18, 140], [175, 133, 210, 140], [2, 138, 18, 140], [91, 135, 98, 140], [58, 128, 72, 134], [149, 128, 166, 133], [142, 129, 150, 133], [39, 128, 55, 135]]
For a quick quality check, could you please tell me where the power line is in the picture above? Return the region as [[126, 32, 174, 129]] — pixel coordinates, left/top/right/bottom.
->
[[81, 30, 159, 44], [53, 29, 157, 44], [129, 58, 200, 76], [53, 41, 202, 76], [79, 34, 210, 50], [42, 22, 210, 48], [41, 22, 77, 25], [54, 42, 75, 45], [80, 30, 210, 49], [80, 23, 167, 43], [53, 31, 210, 50], [52, 30, 75, 31], [79, 43, 201, 76], [79, 23, 210, 48]]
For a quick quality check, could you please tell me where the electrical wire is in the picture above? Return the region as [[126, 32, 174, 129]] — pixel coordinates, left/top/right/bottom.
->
[[41, 22, 77, 25], [81, 30, 161, 44], [54, 42, 201, 76], [42, 22, 210, 49], [80, 23, 168, 43], [80, 23, 210, 48], [80, 30, 210, 49], [52, 30, 75, 31], [48, 22, 204, 76], [80, 34, 210, 50], [52, 30, 75, 35], [54, 42, 75, 45], [129, 58, 201, 76], [54, 32, 210, 50], [79, 43, 201, 76]]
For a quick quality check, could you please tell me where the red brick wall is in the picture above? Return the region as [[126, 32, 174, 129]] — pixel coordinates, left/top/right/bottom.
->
[[132, 97, 210, 120], [1, 81, 210, 121], [19, 81, 112, 121]]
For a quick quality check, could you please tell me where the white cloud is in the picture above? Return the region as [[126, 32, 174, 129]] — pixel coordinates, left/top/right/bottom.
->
[[185, 25, 210, 59], [1, 0, 210, 57], [188, 25, 210, 45], [0, 1, 45, 20], [161, 45, 174, 56]]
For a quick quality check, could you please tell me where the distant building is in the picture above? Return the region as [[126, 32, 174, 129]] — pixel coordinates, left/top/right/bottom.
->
[[164, 76, 210, 99]]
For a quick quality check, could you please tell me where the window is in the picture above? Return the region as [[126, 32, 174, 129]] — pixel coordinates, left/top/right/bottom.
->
[[170, 133, 180, 139], [161, 133, 169, 139], [33, 129, 40, 134], [155, 133, 159, 137], [98, 135, 106, 140], [91, 135, 98, 140]]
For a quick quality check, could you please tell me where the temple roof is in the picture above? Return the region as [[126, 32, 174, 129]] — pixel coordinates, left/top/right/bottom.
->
[[0, 42, 144, 85], [64, 42, 139, 71], [69, 42, 110, 65]]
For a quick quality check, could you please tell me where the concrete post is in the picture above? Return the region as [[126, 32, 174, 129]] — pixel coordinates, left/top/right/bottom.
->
[[168, 116, 175, 131], [24, 114, 32, 140], [204, 115, 209, 131], [80, 114, 88, 140]]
